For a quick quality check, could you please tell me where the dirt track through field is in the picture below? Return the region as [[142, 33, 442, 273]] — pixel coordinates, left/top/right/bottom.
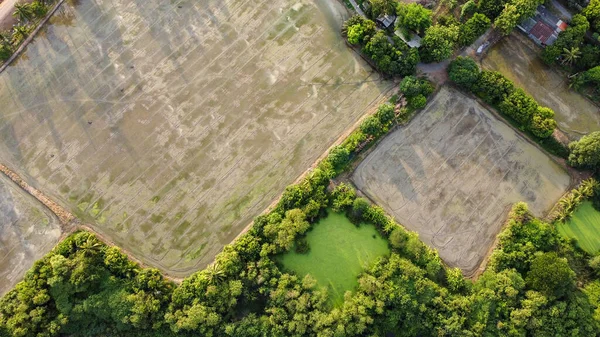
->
[[0, 0, 393, 277], [352, 86, 571, 275]]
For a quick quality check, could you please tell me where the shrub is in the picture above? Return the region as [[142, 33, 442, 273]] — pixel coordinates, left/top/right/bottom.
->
[[458, 13, 491, 46], [568, 131, 600, 169], [408, 94, 427, 109], [360, 115, 384, 137], [448, 56, 480, 89], [396, 3, 432, 34], [326, 145, 350, 172], [526, 252, 575, 298], [529, 107, 557, 138], [499, 88, 537, 126], [399, 76, 434, 98], [375, 103, 396, 126], [348, 198, 370, 224], [476, 70, 515, 104]]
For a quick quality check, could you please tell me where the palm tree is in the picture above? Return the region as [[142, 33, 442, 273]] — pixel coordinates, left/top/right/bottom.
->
[[11, 24, 31, 44], [12, 3, 34, 23], [204, 262, 226, 285], [78, 236, 103, 257], [561, 47, 581, 66]]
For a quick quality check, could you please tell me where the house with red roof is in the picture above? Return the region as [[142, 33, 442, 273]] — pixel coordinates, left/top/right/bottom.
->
[[517, 5, 568, 46]]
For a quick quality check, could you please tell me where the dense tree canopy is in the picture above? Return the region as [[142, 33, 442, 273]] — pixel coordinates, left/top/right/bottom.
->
[[419, 24, 459, 63], [396, 3, 433, 34]]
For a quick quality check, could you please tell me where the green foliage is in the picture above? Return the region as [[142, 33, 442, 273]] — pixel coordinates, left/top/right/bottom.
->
[[0, 232, 174, 337], [448, 56, 480, 89], [499, 88, 538, 126], [569, 132, 600, 169], [368, 0, 397, 17], [396, 3, 432, 34], [477, 0, 509, 19], [530, 106, 557, 138], [458, 13, 491, 46], [375, 103, 395, 126], [419, 24, 459, 63], [361, 30, 420, 76], [360, 115, 384, 137], [494, 0, 542, 35], [476, 70, 515, 103], [326, 145, 350, 172], [399, 75, 434, 97], [584, 0, 600, 32], [460, 0, 477, 20], [526, 252, 575, 298]]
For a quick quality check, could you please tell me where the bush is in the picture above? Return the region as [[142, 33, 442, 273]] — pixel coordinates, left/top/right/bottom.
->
[[326, 145, 350, 172], [568, 131, 600, 169], [529, 107, 557, 138], [375, 103, 396, 126], [448, 56, 480, 89], [399, 76, 434, 98], [295, 236, 310, 254], [458, 13, 491, 46], [476, 70, 515, 104], [499, 88, 537, 126], [360, 115, 384, 137], [408, 94, 427, 109], [526, 252, 575, 298], [348, 198, 370, 224]]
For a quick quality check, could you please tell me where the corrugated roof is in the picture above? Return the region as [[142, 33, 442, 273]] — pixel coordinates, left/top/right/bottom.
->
[[530, 20, 555, 44]]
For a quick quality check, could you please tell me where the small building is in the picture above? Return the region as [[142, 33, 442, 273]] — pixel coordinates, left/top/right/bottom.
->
[[394, 30, 422, 48], [376, 14, 397, 30], [517, 5, 568, 46]]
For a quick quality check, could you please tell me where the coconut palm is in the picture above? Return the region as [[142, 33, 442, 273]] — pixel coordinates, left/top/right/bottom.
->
[[561, 47, 581, 66], [11, 24, 32, 44], [204, 262, 226, 285], [12, 3, 34, 23], [78, 236, 103, 257]]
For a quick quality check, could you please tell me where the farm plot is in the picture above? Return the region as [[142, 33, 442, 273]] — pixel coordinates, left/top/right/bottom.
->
[[558, 201, 600, 254], [352, 86, 570, 275], [0, 0, 392, 277], [482, 33, 600, 138], [0, 174, 61, 295]]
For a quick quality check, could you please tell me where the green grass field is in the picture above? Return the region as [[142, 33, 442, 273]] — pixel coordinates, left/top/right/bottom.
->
[[558, 201, 600, 254], [278, 211, 390, 306]]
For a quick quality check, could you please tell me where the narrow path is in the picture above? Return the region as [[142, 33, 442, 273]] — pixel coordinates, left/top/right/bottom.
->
[[348, 0, 365, 17]]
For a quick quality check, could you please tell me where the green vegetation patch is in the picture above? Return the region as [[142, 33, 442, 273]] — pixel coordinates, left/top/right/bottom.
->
[[279, 211, 390, 305], [558, 201, 600, 254]]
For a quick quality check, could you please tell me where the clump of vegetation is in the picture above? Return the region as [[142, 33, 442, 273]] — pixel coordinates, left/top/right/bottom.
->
[[551, 178, 598, 222], [569, 132, 600, 169], [343, 15, 420, 77]]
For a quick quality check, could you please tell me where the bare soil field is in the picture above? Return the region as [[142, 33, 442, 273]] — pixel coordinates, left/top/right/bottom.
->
[[0, 173, 61, 295], [482, 33, 600, 139], [0, 0, 393, 277], [352, 86, 570, 275]]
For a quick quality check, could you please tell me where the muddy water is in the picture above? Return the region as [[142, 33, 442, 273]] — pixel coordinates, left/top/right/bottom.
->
[[0, 0, 392, 277], [482, 34, 600, 138], [0, 174, 61, 295]]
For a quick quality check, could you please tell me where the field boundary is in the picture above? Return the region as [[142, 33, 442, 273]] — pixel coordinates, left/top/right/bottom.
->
[[0, 0, 65, 74]]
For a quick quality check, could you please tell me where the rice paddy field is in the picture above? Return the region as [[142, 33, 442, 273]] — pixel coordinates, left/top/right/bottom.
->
[[278, 211, 390, 305], [0, 0, 392, 277], [352, 86, 571, 275], [558, 201, 600, 254]]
